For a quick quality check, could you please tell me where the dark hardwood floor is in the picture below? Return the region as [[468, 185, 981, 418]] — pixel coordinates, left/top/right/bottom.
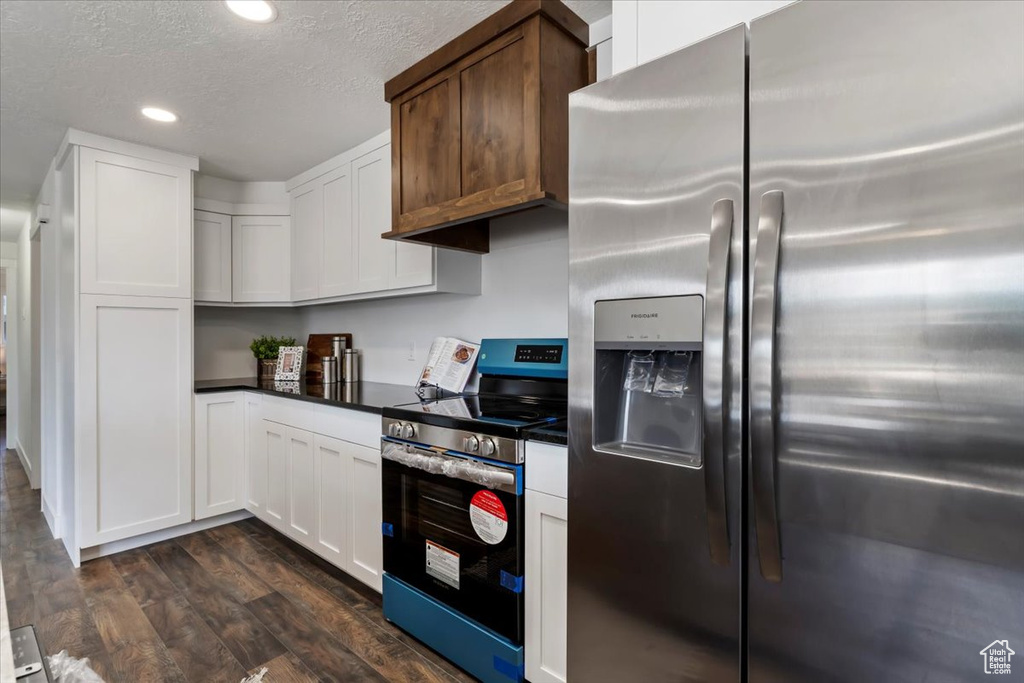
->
[[0, 428, 476, 683]]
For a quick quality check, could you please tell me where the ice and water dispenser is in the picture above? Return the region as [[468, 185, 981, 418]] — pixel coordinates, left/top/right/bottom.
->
[[593, 295, 703, 467]]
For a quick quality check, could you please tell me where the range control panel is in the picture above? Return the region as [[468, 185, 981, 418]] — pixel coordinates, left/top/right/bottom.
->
[[478, 338, 569, 379], [514, 344, 564, 364]]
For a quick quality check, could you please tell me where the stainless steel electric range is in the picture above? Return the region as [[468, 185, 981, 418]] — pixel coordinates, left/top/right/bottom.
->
[[380, 338, 568, 683]]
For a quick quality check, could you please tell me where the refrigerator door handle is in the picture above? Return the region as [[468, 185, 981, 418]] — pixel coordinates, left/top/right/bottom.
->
[[703, 198, 734, 566], [751, 190, 784, 582]]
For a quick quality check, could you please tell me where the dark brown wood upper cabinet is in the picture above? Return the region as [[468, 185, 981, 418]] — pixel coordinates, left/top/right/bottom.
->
[[383, 0, 589, 254]]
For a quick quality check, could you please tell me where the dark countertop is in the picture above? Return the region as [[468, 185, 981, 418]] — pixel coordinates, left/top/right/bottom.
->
[[194, 377, 424, 415], [524, 420, 568, 446]]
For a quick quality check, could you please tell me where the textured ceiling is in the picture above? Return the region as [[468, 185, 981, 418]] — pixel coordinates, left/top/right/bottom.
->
[[0, 0, 611, 217]]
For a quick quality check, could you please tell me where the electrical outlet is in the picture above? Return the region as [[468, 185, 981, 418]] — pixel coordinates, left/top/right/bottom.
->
[[407, 341, 416, 361]]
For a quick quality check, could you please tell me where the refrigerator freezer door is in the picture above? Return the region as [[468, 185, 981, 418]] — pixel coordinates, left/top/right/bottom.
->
[[567, 25, 746, 683], [748, 2, 1024, 681]]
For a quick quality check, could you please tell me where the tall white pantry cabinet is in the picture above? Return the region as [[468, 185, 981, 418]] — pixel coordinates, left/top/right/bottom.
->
[[52, 130, 198, 564]]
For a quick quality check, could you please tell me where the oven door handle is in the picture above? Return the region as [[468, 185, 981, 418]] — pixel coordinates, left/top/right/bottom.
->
[[381, 440, 518, 494]]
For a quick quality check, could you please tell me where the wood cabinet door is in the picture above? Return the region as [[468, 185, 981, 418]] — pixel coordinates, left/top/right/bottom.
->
[[459, 34, 529, 197], [79, 147, 193, 298], [78, 294, 193, 547], [231, 215, 291, 302], [313, 434, 350, 570], [348, 443, 383, 591], [243, 393, 266, 517], [525, 489, 569, 683], [396, 78, 461, 217], [193, 210, 232, 302], [194, 392, 244, 520], [264, 420, 289, 531], [287, 427, 316, 546], [320, 163, 358, 298], [290, 182, 322, 301], [353, 146, 393, 294]]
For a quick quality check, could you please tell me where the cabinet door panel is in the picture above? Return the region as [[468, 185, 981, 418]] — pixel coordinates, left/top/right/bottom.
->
[[348, 444, 383, 591], [313, 435, 349, 568], [80, 148, 192, 298], [194, 210, 232, 302], [287, 428, 316, 544], [244, 393, 266, 516], [353, 147, 394, 294], [460, 38, 526, 195], [232, 216, 291, 302], [321, 164, 358, 297], [291, 183, 322, 301], [264, 421, 289, 530], [79, 295, 192, 546], [194, 393, 244, 520], [398, 79, 460, 214], [391, 241, 434, 290], [526, 489, 569, 683]]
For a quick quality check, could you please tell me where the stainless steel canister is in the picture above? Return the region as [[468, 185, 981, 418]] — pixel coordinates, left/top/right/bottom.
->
[[321, 356, 339, 384], [342, 349, 359, 383], [331, 336, 346, 360]]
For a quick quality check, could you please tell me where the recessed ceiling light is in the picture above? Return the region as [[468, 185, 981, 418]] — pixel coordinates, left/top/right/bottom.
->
[[225, 0, 277, 23], [141, 107, 178, 123]]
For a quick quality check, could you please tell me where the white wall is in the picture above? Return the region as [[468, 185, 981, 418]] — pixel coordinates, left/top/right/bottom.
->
[[194, 174, 288, 205], [298, 209, 569, 387], [194, 306, 303, 380], [613, 0, 793, 74], [1, 240, 19, 460]]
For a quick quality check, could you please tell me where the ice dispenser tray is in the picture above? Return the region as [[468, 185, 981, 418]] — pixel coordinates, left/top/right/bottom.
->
[[593, 296, 703, 467]]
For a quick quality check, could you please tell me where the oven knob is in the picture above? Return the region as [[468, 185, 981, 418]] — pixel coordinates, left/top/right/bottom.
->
[[388, 422, 400, 437], [464, 435, 480, 453], [401, 423, 416, 439], [480, 438, 496, 457]]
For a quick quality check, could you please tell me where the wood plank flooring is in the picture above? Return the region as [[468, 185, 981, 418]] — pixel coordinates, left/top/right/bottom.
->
[[0, 431, 477, 683]]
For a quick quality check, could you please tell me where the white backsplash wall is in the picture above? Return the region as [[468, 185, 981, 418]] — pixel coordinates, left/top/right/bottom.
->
[[194, 305, 303, 380], [299, 209, 569, 387]]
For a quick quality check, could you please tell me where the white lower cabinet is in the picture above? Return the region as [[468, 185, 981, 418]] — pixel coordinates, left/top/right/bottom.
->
[[313, 435, 350, 568], [236, 396, 383, 591], [347, 444, 383, 591], [79, 295, 193, 548], [263, 420, 290, 532], [287, 427, 316, 545], [194, 393, 244, 520], [526, 440, 569, 683], [526, 489, 569, 683]]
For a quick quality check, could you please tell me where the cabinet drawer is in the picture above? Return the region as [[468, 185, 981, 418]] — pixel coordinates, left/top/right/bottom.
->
[[525, 441, 568, 499]]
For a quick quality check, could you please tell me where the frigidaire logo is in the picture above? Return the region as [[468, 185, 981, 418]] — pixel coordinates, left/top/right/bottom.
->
[[631, 313, 658, 319]]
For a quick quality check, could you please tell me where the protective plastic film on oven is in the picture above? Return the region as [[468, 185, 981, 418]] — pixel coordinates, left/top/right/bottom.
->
[[593, 295, 703, 467]]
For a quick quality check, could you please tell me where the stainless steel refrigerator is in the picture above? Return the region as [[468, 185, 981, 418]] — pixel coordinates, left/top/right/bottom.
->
[[566, 2, 1024, 681]]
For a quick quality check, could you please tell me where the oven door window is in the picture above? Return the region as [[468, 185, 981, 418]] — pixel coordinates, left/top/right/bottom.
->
[[382, 456, 523, 643]]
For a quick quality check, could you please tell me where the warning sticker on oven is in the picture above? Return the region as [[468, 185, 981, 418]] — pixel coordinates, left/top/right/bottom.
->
[[426, 540, 460, 589], [469, 490, 508, 545]]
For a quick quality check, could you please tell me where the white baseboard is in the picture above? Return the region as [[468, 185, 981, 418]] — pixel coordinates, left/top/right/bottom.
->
[[42, 495, 61, 539], [79, 509, 254, 563], [12, 438, 39, 489]]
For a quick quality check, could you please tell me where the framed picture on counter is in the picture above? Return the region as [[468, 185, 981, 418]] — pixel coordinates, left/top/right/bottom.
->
[[275, 346, 305, 381]]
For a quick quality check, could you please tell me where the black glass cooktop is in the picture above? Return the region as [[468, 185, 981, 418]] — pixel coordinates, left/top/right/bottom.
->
[[384, 394, 567, 438]]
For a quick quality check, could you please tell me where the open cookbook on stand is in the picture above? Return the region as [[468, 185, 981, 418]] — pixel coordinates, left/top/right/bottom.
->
[[417, 337, 480, 395]]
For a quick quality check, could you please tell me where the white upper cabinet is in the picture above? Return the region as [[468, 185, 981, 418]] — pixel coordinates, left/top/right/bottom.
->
[[319, 164, 357, 298], [79, 147, 193, 298], [232, 215, 291, 302], [284, 132, 481, 306], [194, 210, 232, 302], [352, 145, 392, 294], [290, 182, 323, 301]]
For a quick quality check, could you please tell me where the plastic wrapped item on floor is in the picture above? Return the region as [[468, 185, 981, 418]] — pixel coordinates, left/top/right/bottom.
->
[[47, 650, 105, 683]]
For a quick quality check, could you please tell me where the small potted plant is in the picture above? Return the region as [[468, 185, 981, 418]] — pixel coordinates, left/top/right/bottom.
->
[[250, 335, 298, 381]]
